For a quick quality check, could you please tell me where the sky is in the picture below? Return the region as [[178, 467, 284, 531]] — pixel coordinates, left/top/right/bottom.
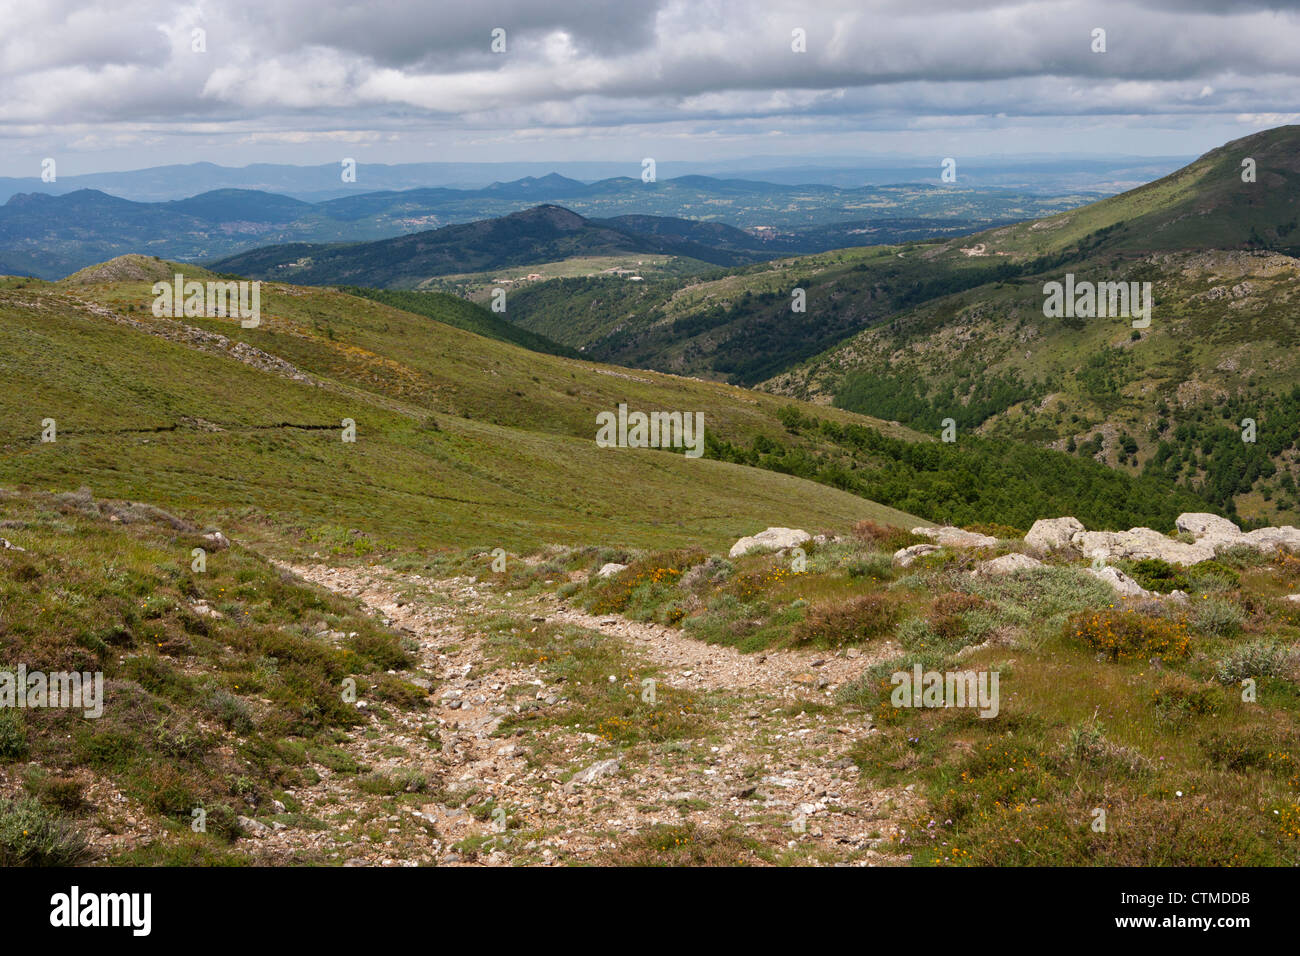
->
[[2, 0, 1300, 176]]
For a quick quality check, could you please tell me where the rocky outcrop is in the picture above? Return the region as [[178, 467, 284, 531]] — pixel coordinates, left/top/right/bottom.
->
[[1025, 517, 1084, 553], [1170, 512, 1300, 557], [1175, 513, 1241, 538], [974, 553, 1044, 575], [912, 526, 999, 548], [893, 543, 942, 567], [1072, 528, 1215, 567], [729, 527, 811, 559], [1087, 565, 1152, 598], [596, 562, 627, 578]]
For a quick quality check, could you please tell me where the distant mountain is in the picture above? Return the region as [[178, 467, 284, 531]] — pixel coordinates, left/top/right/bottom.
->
[[0, 156, 1187, 203], [0, 173, 1099, 280], [210, 205, 771, 287]]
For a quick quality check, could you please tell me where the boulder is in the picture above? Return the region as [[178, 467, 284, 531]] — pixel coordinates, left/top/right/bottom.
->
[[1072, 528, 1214, 567], [912, 526, 999, 549], [201, 530, 231, 551], [1086, 565, 1152, 599], [564, 757, 621, 792], [728, 527, 811, 559], [596, 562, 628, 578], [973, 553, 1044, 575], [1024, 517, 1085, 553], [1241, 526, 1300, 552], [893, 543, 941, 568], [1175, 513, 1241, 539], [1170, 513, 1300, 557]]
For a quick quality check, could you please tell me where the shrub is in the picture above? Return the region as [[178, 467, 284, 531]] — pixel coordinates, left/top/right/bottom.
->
[[678, 557, 733, 592], [851, 520, 921, 551], [1124, 558, 1189, 593], [203, 688, 254, 734], [24, 769, 88, 814], [586, 550, 706, 616], [1215, 641, 1294, 684], [1151, 684, 1220, 729], [1200, 728, 1297, 780], [1186, 560, 1240, 592], [845, 553, 895, 582], [791, 594, 900, 647], [1067, 607, 1191, 662], [1192, 597, 1245, 638], [0, 710, 28, 762], [0, 796, 92, 866], [1061, 722, 1152, 776]]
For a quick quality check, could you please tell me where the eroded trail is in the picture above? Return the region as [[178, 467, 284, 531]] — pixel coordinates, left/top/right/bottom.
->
[[254, 562, 916, 866]]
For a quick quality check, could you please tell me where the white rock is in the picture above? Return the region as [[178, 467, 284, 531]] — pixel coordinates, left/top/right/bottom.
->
[[238, 815, 271, 838], [974, 553, 1044, 575], [1175, 513, 1241, 538], [1024, 517, 1085, 553], [566, 757, 621, 790], [202, 530, 231, 551], [893, 543, 941, 568], [1241, 526, 1300, 552], [728, 527, 811, 559], [1086, 565, 1152, 598], [0, 537, 24, 552], [596, 562, 627, 578], [1073, 528, 1214, 567], [912, 526, 999, 548]]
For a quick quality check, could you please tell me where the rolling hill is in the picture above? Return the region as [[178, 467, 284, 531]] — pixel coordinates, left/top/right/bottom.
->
[[0, 254, 1212, 556], [0, 174, 1097, 280], [208, 205, 772, 286], [762, 125, 1300, 526]]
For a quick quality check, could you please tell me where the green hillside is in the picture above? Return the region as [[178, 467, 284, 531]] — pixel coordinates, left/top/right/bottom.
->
[[339, 286, 579, 358], [2, 266, 928, 555], [762, 127, 1300, 526], [209, 205, 759, 288]]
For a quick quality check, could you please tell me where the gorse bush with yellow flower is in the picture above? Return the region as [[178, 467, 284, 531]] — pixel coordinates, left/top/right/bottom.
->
[[1066, 607, 1191, 662]]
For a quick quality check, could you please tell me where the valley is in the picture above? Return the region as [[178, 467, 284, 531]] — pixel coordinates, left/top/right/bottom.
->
[[3, 124, 1300, 872]]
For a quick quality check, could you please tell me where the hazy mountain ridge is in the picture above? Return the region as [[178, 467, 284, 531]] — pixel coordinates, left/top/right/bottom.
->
[[0, 173, 1097, 280]]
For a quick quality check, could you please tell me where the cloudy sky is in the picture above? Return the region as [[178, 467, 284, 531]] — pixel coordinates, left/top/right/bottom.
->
[[2, 0, 1299, 176]]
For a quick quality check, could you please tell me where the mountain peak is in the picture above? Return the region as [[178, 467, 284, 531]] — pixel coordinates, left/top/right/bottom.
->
[[501, 204, 588, 230]]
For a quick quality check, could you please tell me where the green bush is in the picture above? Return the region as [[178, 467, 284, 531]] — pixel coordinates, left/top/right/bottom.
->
[[1192, 597, 1245, 638], [791, 594, 900, 647], [0, 796, 91, 866], [0, 710, 28, 761], [1124, 558, 1189, 593], [1215, 641, 1294, 684]]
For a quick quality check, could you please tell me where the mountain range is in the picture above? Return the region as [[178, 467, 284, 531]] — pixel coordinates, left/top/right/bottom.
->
[[0, 174, 1097, 280]]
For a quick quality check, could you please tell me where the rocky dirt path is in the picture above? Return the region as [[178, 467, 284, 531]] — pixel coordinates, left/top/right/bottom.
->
[[243, 562, 918, 866]]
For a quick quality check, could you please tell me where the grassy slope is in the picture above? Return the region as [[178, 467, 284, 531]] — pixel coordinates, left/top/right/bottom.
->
[[338, 286, 580, 358], [761, 126, 1300, 525], [0, 486, 419, 865], [0, 272, 923, 556]]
